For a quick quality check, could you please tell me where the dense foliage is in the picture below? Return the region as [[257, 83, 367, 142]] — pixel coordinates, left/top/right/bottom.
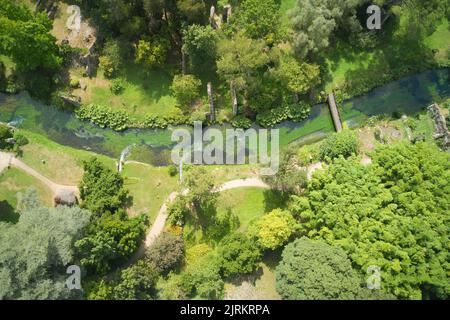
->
[[79, 157, 130, 214], [290, 142, 450, 299], [319, 130, 359, 161], [146, 232, 185, 273], [217, 233, 262, 277], [276, 237, 365, 300], [0, 189, 91, 299]]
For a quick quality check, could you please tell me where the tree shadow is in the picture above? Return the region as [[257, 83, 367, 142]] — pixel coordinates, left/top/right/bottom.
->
[[0, 200, 19, 223]]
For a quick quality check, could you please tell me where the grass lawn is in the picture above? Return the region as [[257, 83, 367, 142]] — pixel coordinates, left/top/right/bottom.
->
[[0, 167, 53, 223], [322, 17, 449, 93], [121, 162, 179, 222], [72, 63, 179, 121], [19, 130, 115, 186], [425, 19, 450, 65], [216, 187, 284, 232]]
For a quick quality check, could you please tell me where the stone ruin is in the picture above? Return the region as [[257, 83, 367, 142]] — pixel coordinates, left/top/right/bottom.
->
[[428, 103, 450, 151], [210, 4, 233, 29]]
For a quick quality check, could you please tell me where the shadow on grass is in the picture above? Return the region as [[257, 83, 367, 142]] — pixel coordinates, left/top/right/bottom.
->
[[0, 200, 19, 223]]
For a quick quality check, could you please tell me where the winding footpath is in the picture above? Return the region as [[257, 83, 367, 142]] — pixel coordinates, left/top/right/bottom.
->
[[0, 151, 78, 196], [1, 150, 372, 261]]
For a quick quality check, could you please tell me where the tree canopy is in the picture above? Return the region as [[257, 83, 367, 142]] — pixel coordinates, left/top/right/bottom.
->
[[276, 237, 364, 300], [290, 142, 450, 299], [0, 189, 91, 299]]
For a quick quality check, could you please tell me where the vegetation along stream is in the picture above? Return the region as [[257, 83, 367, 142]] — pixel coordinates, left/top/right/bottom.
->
[[0, 68, 449, 166]]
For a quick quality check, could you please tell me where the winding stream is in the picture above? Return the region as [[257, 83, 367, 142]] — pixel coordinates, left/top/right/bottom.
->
[[0, 68, 449, 166]]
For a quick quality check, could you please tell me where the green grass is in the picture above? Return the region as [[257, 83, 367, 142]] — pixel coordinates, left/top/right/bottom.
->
[[217, 187, 270, 232], [84, 63, 179, 120], [121, 162, 179, 222], [425, 19, 450, 65], [322, 17, 449, 93], [19, 130, 115, 185], [0, 168, 53, 223]]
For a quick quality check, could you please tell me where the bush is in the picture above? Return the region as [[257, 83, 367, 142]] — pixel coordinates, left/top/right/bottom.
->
[[217, 233, 262, 277], [143, 115, 168, 129], [76, 104, 131, 131], [319, 130, 359, 161], [256, 102, 310, 127], [110, 79, 125, 95], [171, 74, 202, 108], [168, 164, 178, 177], [100, 39, 124, 78], [146, 233, 185, 273], [13, 132, 29, 147], [231, 115, 252, 129], [0, 123, 13, 149], [70, 78, 80, 89]]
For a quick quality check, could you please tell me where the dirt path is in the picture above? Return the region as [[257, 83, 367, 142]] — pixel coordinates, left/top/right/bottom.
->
[[131, 178, 270, 261], [0, 151, 78, 196]]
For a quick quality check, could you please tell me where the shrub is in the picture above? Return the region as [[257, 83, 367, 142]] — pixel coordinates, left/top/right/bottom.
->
[[168, 164, 178, 177], [143, 115, 168, 129], [0, 123, 13, 149], [13, 132, 29, 147], [75, 104, 131, 131], [231, 115, 252, 129], [256, 102, 310, 127], [319, 130, 359, 161], [217, 233, 262, 277], [146, 233, 185, 273], [110, 79, 125, 95], [70, 78, 80, 89], [171, 74, 202, 108]]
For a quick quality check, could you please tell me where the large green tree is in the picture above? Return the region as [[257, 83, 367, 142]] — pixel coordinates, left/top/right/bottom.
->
[[0, 189, 91, 300], [0, 0, 61, 72], [217, 233, 262, 277], [79, 157, 130, 215], [276, 237, 364, 300]]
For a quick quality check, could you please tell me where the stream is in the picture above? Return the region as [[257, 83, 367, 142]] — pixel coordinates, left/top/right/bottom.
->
[[0, 68, 449, 166]]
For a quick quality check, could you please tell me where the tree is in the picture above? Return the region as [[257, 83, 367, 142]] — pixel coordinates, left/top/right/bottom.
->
[[135, 38, 169, 71], [75, 212, 147, 274], [249, 209, 297, 250], [183, 167, 217, 213], [274, 55, 320, 100], [171, 74, 202, 108], [0, 0, 61, 72], [288, 0, 362, 58], [79, 157, 130, 215], [177, 0, 206, 24], [181, 249, 224, 299], [99, 39, 125, 78], [0, 191, 91, 299], [0, 123, 12, 149], [291, 142, 450, 299], [113, 260, 158, 300], [182, 24, 218, 69], [217, 33, 270, 109], [319, 130, 359, 161], [230, 0, 281, 42], [217, 233, 262, 277], [263, 147, 308, 194], [146, 232, 185, 273], [276, 237, 363, 300]]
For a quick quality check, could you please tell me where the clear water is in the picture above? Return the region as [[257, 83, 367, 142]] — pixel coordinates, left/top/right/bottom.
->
[[0, 68, 449, 166]]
